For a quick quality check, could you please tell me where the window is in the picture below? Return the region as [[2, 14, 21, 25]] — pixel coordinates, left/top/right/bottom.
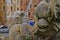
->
[[3, 6, 5, 11], [17, 8, 19, 10], [3, 0, 5, 3], [11, 7, 13, 11], [11, 0, 12, 3], [30, 5, 31, 8], [34, 5, 37, 7], [28, 12, 30, 16]]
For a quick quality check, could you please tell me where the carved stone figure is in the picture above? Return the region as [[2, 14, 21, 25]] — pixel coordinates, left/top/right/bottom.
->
[[32, 1, 60, 40], [9, 0, 60, 40]]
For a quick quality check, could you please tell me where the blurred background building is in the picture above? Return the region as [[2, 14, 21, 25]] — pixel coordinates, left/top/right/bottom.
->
[[6, 0, 21, 27], [6, 0, 40, 26], [0, 0, 6, 25], [0, 0, 40, 26], [20, 0, 40, 19]]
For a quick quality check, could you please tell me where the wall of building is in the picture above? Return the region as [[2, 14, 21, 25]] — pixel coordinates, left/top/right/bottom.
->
[[5, 0, 41, 26], [0, 0, 55, 26], [6, 0, 21, 27], [20, 0, 40, 19], [0, 0, 6, 25]]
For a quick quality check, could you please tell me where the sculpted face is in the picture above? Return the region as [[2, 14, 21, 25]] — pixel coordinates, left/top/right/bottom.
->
[[35, 2, 53, 27]]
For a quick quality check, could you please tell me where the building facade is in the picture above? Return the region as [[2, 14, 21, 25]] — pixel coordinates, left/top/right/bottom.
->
[[20, 0, 40, 19], [6, 0, 21, 27], [6, 0, 41, 26], [0, 0, 55, 26], [0, 0, 6, 25], [0, 0, 41, 26]]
